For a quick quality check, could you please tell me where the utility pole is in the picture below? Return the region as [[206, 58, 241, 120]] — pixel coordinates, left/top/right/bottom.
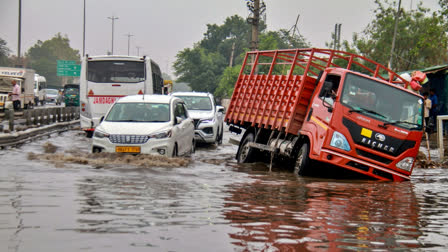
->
[[389, 0, 401, 70], [136, 46, 141, 56], [229, 41, 236, 67], [17, 0, 22, 67], [246, 0, 266, 51], [333, 23, 342, 50], [108, 15, 119, 55], [83, 0, 86, 56], [125, 33, 134, 56]]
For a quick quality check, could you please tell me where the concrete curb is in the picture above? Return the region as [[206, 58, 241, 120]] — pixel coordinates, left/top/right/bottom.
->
[[0, 120, 80, 148]]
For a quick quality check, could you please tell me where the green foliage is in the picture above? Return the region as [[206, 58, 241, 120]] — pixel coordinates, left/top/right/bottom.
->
[[174, 14, 310, 99], [350, 0, 448, 72], [26, 33, 80, 87], [174, 47, 226, 93], [0, 38, 11, 66], [214, 65, 241, 100]]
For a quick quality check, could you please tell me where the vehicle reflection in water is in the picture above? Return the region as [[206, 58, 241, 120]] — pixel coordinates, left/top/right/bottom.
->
[[223, 172, 421, 251]]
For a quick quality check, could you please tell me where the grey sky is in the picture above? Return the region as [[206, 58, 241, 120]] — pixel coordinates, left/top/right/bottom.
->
[[0, 0, 441, 76]]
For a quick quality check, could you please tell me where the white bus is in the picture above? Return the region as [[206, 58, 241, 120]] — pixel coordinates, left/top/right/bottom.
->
[[80, 55, 164, 137]]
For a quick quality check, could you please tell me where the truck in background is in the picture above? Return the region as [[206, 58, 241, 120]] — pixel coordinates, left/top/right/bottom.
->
[[34, 74, 47, 106], [225, 48, 424, 182], [0, 67, 36, 110]]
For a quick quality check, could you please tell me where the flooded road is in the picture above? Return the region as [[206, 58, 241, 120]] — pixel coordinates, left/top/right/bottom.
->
[[1, 129, 448, 251]]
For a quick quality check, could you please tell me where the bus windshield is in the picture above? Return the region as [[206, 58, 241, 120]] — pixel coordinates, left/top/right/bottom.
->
[[87, 60, 145, 83], [341, 73, 423, 130]]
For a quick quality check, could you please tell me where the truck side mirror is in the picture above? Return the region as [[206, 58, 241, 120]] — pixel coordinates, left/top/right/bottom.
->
[[322, 81, 335, 112]]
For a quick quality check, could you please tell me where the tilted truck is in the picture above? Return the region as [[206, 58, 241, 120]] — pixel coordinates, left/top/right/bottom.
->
[[0, 67, 36, 110], [225, 48, 424, 182]]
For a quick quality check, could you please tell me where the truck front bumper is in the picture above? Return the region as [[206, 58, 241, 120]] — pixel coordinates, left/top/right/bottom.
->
[[319, 148, 410, 182]]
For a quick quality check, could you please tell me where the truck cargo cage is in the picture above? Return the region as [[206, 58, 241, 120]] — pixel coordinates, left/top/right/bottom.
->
[[226, 48, 410, 134]]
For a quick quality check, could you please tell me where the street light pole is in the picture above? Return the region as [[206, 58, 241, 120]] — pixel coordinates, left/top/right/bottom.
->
[[17, 0, 22, 67], [83, 0, 86, 56], [125, 33, 134, 56], [107, 15, 119, 55]]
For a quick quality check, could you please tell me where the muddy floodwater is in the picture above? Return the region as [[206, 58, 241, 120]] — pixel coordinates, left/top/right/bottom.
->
[[1, 129, 448, 251]]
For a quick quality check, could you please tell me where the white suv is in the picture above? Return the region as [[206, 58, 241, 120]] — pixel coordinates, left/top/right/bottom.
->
[[172, 92, 224, 144]]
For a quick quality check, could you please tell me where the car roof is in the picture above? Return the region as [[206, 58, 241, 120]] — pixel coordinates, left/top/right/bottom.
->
[[117, 94, 177, 104], [172, 92, 212, 98]]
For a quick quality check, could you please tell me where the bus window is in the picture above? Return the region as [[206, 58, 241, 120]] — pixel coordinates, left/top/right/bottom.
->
[[87, 61, 145, 83]]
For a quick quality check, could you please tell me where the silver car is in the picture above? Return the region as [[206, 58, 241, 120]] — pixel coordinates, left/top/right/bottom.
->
[[172, 92, 224, 144]]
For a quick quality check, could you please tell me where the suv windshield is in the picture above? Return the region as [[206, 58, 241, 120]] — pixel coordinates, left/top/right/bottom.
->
[[105, 102, 170, 122], [341, 73, 423, 130], [176, 96, 212, 110], [88, 60, 145, 83]]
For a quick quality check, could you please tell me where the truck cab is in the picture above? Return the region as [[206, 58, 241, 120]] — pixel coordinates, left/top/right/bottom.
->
[[301, 68, 423, 181]]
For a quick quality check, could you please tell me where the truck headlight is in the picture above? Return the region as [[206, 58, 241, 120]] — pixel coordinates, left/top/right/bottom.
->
[[94, 129, 109, 138], [330, 131, 351, 151], [396, 157, 414, 172], [149, 130, 172, 139]]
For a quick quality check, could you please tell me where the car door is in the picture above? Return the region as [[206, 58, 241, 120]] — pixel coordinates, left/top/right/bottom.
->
[[173, 102, 193, 155]]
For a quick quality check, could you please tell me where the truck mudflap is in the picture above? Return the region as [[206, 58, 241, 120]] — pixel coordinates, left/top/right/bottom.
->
[[319, 148, 410, 181]]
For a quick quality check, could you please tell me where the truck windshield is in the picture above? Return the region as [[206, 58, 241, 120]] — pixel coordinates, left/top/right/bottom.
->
[[175, 96, 212, 110], [88, 61, 145, 83], [341, 73, 423, 130]]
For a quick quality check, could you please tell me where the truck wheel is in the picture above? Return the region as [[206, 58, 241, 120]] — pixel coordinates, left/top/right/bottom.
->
[[295, 142, 311, 176], [237, 132, 255, 163]]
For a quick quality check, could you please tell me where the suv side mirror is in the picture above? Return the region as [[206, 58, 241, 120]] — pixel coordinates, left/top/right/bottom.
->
[[175, 116, 183, 125], [217, 105, 225, 113]]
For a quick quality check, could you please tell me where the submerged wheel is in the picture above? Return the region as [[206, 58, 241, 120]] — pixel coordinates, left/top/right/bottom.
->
[[237, 132, 255, 163], [295, 142, 311, 176]]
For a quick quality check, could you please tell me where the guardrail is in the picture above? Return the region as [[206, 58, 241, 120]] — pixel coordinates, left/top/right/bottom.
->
[[1, 107, 80, 132], [437, 115, 448, 160]]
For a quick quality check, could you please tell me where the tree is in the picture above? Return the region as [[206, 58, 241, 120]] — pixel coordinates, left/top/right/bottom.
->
[[214, 65, 241, 101], [350, 0, 448, 72], [26, 33, 80, 87], [0, 37, 11, 66]]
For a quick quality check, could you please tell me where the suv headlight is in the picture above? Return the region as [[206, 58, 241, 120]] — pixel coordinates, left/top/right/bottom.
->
[[396, 157, 414, 172], [149, 130, 172, 139], [330, 131, 351, 151], [94, 129, 109, 138]]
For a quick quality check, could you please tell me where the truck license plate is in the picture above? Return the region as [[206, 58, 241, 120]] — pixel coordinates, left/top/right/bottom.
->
[[116, 146, 141, 153]]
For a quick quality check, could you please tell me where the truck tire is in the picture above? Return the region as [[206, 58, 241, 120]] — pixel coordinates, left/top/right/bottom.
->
[[237, 132, 255, 163], [295, 142, 311, 176]]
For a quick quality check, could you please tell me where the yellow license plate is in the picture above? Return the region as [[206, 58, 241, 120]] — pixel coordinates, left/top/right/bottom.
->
[[115, 146, 141, 153]]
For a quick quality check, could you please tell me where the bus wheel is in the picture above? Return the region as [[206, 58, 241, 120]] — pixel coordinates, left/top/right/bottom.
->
[[295, 142, 311, 176], [237, 132, 255, 163]]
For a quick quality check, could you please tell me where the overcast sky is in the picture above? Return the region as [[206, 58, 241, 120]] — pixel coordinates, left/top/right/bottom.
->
[[0, 0, 441, 76]]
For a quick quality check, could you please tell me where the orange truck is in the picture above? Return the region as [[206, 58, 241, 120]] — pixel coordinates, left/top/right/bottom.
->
[[225, 48, 424, 181]]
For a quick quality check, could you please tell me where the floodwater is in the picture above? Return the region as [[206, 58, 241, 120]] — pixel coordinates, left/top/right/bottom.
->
[[1, 129, 448, 251]]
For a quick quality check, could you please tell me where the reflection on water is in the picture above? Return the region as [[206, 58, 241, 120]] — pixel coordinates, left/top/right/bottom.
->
[[0, 130, 448, 251], [224, 173, 423, 251]]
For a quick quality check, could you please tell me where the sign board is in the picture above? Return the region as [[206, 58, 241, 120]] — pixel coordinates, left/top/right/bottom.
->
[[57, 60, 81, 77]]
